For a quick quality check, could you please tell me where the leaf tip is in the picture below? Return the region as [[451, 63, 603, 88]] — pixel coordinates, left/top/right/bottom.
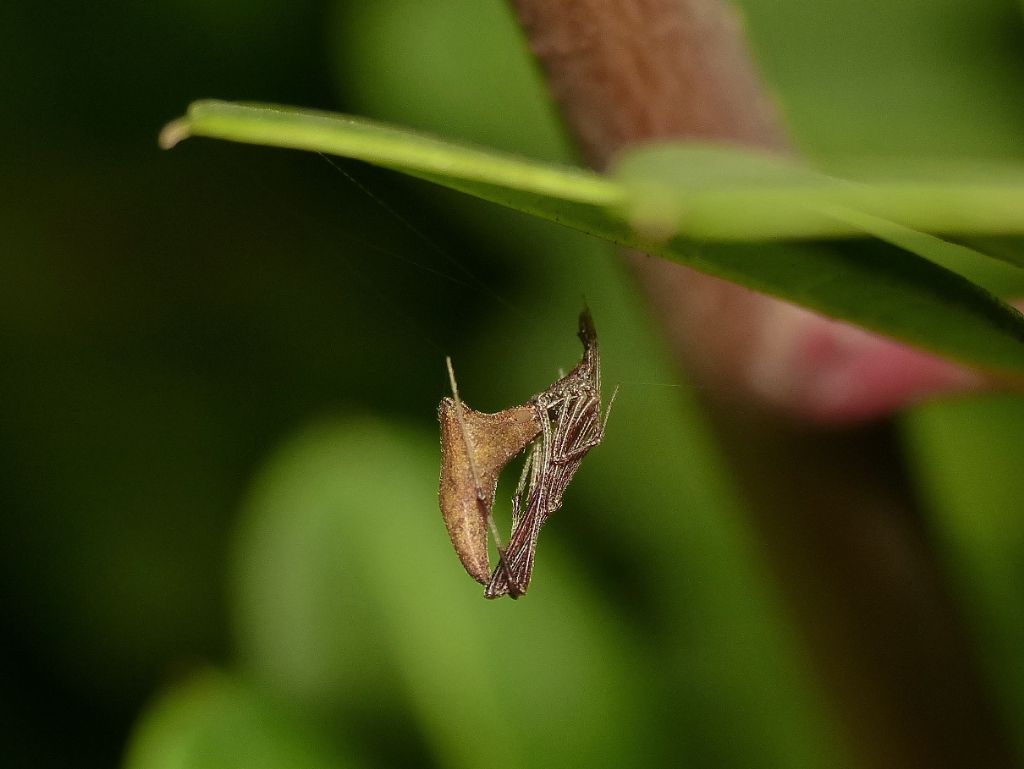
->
[[158, 117, 191, 150]]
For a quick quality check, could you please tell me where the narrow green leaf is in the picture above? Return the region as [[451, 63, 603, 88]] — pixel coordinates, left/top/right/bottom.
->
[[418, 173, 1024, 375], [160, 100, 621, 208], [161, 100, 1024, 374]]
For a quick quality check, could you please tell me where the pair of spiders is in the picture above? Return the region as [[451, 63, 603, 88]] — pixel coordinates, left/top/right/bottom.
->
[[438, 309, 616, 599]]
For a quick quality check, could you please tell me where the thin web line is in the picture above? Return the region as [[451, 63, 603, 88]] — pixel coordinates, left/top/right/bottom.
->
[[318, 153, 528, 319]]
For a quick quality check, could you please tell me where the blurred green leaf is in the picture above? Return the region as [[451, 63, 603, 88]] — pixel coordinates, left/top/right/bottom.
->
[[232, 415, 653, 769], [124, 670, 352, 769], [905, 395, 1024, 761], [613, 145, 1024, 242]]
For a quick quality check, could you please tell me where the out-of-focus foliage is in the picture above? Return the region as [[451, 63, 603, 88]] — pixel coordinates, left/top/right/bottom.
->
[[905, 396, 1024, 759], [232, 417, 652, 769], [4, 1, 1024, 768], [124, 671, 356, 769]]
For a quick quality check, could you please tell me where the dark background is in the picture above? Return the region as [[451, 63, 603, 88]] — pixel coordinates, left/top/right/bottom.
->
[[4, 1, 1024, 768]]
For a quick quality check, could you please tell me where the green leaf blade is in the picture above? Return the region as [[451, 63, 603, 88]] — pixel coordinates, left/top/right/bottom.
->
[[163, 100, 622, 207], [161, 100, 1024, 375], [419, 171, 1024, 374]]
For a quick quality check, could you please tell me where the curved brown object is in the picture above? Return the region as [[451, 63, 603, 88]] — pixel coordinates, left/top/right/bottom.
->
[[438, 400, 541, 583]]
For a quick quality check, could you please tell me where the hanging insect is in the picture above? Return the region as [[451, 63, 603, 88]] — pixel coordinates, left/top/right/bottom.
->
[[437, 362, 540, 586], [438, 309, 616, 599]]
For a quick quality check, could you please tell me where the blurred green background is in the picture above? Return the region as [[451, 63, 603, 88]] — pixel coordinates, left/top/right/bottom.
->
[[4, 1, 1024, 768]]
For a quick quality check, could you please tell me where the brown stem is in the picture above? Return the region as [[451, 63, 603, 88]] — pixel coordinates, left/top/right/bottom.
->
[[506, 1, 1013, 767]]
